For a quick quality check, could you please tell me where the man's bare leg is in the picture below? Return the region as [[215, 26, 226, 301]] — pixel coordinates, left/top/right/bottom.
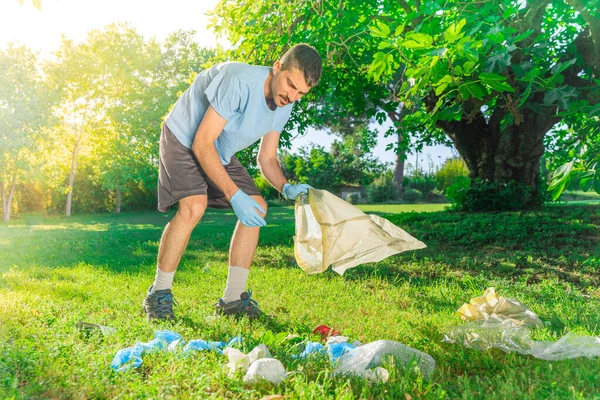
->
[[153, 195, 207, 285], [222, 195, 267, 302]]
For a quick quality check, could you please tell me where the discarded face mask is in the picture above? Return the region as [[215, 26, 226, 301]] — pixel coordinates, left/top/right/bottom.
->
[[445, 289, 600, 361], [224, 344, 271, 375], [334, 340, 436, 380], [243, 358, 288, 385], [294, 189, 426, 275]]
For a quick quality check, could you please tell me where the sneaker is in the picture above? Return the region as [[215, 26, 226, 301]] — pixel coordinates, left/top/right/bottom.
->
[[142, 285, 177, 320], [215, 290, 262, 319]]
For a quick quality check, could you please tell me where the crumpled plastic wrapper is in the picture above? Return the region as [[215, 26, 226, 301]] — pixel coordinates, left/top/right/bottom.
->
[[444, 288, 600, 361], [224, 344, 271, 376], [334, 340, 436, 380], [456, 287, 542, 327], [294, 189, 426, 275], [243, 358, 287, 385]]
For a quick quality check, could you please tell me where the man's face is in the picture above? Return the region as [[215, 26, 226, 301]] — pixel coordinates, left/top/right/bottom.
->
[[271, 62, 312, 107]]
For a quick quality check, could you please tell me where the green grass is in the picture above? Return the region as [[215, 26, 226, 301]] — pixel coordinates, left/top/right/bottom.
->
[[356, 203, 449, 213], [1, 204, 599, 399]]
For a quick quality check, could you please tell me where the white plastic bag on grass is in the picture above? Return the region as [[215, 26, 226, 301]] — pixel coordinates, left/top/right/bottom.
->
[[224, 344, 271, 376], [294, 189, 427, 275], [334, 340, 436, 379], [243, 358, 287, 385]]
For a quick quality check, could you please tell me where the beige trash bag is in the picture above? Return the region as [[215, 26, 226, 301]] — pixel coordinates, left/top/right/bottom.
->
[[294, 189, 426, 275]]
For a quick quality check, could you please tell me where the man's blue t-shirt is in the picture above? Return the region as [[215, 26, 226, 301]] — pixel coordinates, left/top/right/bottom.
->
[[165, 62, 293, 165]]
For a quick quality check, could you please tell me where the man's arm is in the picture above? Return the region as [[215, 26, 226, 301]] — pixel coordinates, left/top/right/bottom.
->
[[257, 130, 288, 192], [192, 106, 239, 200]]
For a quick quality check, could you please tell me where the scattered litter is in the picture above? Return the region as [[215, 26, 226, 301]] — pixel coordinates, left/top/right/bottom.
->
[[110, 331, 241, 371], [294, 189, 426, 275], [224, 344, 271, 375], [183, 339, 226, 354], [444, 288, 600, 361], [243, 358, 288, 385], [362, 367, 390, 383], [328, 341, 356, 362], [313, 325, 341, 341], [298, 341, 326, 358], [326, 336, 349, 345], [456, 287, 542, 327], [76, 321, 116, 336], [110, 330, 182, 372], [334, 340, 436, 379]]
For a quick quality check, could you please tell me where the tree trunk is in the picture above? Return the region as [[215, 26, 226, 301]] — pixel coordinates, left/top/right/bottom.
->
[[388, 106, 410, 192], [115, 186, 121, 214], [2, 175, 17, 222], [66, 140, 78, 217], [437, 106, 559, 206]]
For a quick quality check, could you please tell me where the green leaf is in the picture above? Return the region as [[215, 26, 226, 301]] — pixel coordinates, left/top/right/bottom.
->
[[463, 61, 476, 75], [444, 18, 467, 42], [485, 80, 515, 93], [368, 52, 393, 81], [500, 113, 514, 132], [484, 52, 511, 73], [579, 171, 595, 191], [479, 72, 506, 81], [543, 86, 578, 109], [394, 23, 406, 37], [463, 82, 486, 99], [370, 21, 390, 38], [513, 29, 534, 43], [435, 83, 449, 95], [548, 161, 574, 199], [519, 83, 532, 106], [401, 33, 433, 49], [551, 58, 577, 75]]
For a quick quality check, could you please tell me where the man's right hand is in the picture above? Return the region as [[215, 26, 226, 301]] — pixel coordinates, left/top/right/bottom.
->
[[229, 189, 267, 227]]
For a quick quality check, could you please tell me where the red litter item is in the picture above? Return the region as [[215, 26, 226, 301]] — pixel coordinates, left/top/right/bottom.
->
[[313, 325, 341, 341]]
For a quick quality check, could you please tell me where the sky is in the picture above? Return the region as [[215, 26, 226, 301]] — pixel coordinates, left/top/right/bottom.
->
[[0, 0, 455, 169]]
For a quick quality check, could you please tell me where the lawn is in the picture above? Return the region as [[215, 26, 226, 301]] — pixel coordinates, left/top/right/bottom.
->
[[1, 203, 599, 399]]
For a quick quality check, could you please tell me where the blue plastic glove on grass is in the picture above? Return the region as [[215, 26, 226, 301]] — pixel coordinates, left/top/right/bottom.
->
[[283, 183, 313, 200], [230, 189, 266, 227]]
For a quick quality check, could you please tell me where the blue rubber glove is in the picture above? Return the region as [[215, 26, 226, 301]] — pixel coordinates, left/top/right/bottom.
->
[[229, 189, 266, 227], [282, 183, 313, 200]]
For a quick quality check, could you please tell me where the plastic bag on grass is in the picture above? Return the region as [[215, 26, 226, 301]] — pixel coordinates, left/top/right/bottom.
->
[[224, 344, 271, 375], [445, 289, 600, 361], [333, 340, 436, 379], [243, 358, 288, 385], [294, 189, 427, 275], [457, 287, 542, 327]]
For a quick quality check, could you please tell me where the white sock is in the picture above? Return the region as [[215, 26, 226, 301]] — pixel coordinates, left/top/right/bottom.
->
[[222, 266, 249, 302], [151, 266, 175, 292]]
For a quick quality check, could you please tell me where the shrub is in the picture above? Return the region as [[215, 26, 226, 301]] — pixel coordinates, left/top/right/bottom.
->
[[445, 175, 471, 208], [367, 172, 399, 203], [254, 175, 280, 200], [402, 188, 423, 203], [435, 157, 469, 191], [449, 178, 547, 211], [403, 174, 437, 196]]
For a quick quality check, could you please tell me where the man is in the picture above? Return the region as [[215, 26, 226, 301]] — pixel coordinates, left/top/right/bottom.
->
[[142, 44, 322, 320]]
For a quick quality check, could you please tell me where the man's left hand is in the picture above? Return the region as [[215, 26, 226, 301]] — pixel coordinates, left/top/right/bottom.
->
[[282, 183, 313, 200]]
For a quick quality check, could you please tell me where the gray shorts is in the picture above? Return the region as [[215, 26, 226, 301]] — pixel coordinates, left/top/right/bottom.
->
[[157, 123, 261, 212]]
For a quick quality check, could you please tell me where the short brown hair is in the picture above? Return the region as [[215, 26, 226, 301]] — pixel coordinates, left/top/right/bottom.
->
[[280, 44, 322, 87]]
